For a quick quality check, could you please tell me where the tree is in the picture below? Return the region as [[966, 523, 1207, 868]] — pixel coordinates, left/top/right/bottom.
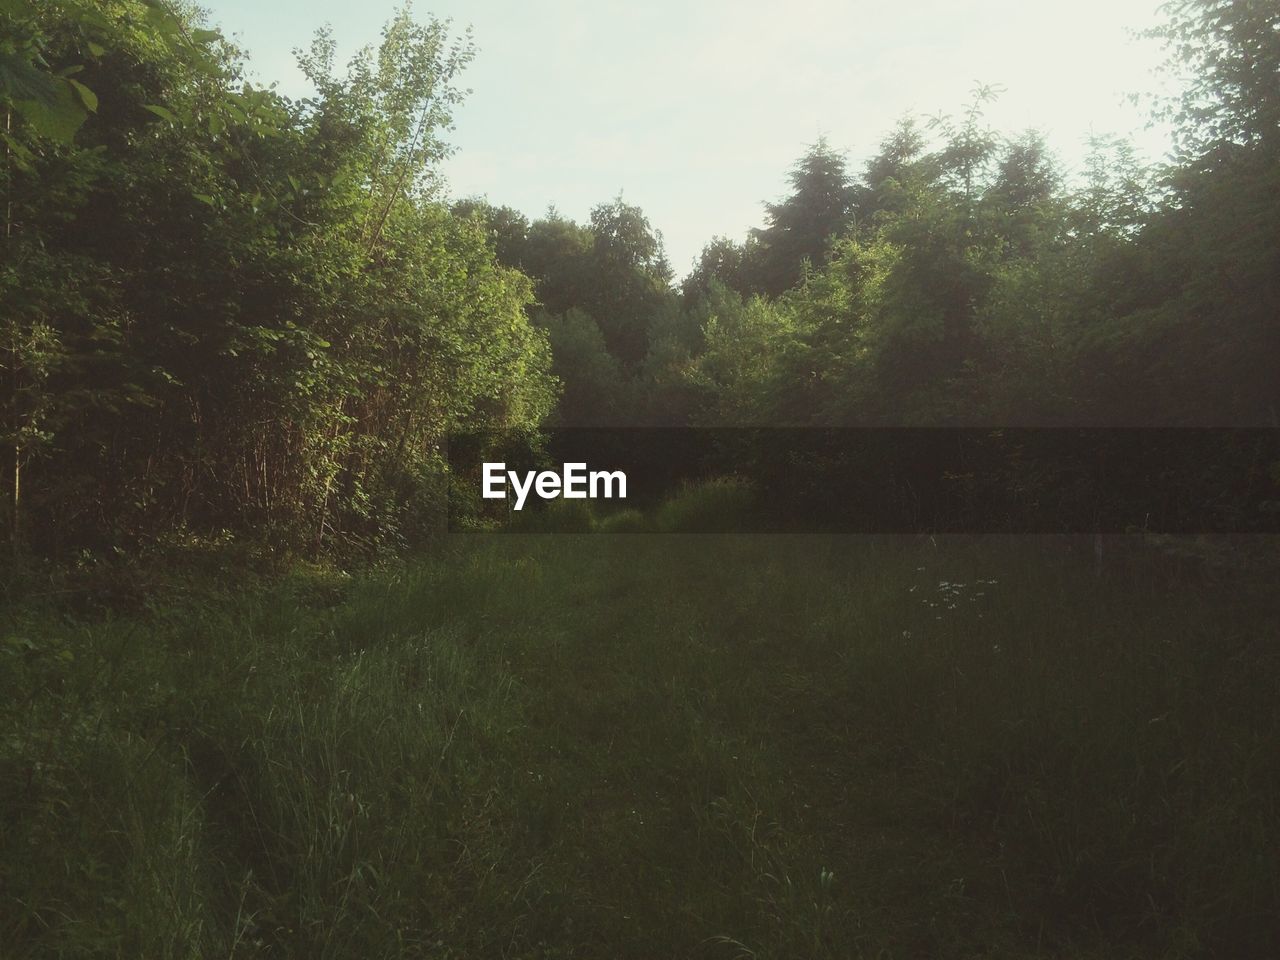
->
[[539, 309, 627, 426], [856, 116, 929, 223], [518, 207, 594, 316], [1, 0, 245, 550], [752, 137, 856, 297], [1146, 0, 1280, 161], [2, 2, 554, 553], [452, 199, 531, 268], [1113, 0, 1280, 423], [687, 283, 795, 425], [983, 131, 1061, 258], [583, 196, 673, 367], [681, 235, 760, 301]]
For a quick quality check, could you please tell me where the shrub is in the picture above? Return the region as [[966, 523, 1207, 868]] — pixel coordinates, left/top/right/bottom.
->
[[653, 477, 756, 533]]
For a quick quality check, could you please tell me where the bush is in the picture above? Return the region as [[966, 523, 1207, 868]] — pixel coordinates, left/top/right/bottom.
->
[[653, 477, 756, 533]]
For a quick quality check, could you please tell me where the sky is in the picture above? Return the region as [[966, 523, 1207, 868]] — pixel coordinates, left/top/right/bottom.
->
[[200, 0, 1178, 275]]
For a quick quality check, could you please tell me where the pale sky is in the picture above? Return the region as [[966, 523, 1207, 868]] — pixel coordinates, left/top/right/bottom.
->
[[201, 0, 1177, 275]]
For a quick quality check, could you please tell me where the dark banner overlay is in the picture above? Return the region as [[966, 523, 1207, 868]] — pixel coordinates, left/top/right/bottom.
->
[[446, 429, 1280, 534]]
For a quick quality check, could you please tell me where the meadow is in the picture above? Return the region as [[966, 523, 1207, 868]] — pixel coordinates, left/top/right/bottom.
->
[[4, 524, 1276, 958]]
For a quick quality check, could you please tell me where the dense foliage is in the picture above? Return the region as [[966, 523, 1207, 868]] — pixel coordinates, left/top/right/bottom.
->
[[465, 2, 1277, 431], [2, 0, 553, 556], [3, 0, 1278, 555]]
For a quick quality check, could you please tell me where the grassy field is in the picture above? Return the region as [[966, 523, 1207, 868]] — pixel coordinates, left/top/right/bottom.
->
[[3, 531, 1277, 958]]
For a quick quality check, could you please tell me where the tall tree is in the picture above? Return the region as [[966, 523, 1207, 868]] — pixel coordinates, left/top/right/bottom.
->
[[983, 131, 1061, 257], [857, 116, 929, 223], [752, 137, 856, 297], [1, 2, 554, 553], [1146, 0, 1280, 160], [583, 196, 673, 366], [681, 235, 759, 301]]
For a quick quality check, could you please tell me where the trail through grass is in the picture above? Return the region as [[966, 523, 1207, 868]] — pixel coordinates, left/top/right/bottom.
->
[[3, 536, 1277, 958]]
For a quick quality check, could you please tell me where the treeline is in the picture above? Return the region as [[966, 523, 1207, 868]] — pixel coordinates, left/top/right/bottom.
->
[[461, 1, 1278, 430], [3, 0, 1278, 556]]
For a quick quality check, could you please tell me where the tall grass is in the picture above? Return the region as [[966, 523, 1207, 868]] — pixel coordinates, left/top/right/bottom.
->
[[2, 535, 1276, 957]]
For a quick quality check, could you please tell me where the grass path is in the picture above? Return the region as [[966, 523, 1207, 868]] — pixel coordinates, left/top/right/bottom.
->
[[3, 536, 1277, 957]]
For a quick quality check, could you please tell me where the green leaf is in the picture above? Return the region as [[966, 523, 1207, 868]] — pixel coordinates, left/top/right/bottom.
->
[[14, 81, 86, 144], [0, 50, 63, 108], [87, 41, 107, 58], [192, 193, 215, 206], [142, 103, 177, 123], [143, 4, 182, 35], [192, 29, 222, 44], [67, 78, 97, 113]]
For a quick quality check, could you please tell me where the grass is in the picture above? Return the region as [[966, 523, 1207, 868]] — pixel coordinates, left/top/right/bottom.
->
[[2, 532, 1277, 958]]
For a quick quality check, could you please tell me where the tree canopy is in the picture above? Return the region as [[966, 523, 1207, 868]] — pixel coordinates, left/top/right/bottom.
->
[[3, 0, 1277, 555]]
